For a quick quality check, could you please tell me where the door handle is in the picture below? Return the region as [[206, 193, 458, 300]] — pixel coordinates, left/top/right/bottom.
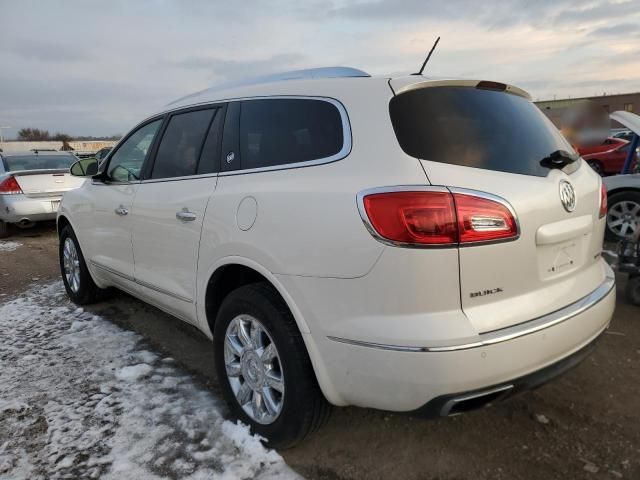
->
[[115, 206, 129, 216], [176, 208, 197, 222]]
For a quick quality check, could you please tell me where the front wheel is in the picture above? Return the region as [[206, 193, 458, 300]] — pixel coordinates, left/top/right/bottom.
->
[[214, 283, 331, 448], [59, 225, 109, 304]]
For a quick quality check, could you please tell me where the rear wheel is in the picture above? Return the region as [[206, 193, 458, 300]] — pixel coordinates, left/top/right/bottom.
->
[[587, 160, 604, 176], [59, 225, 109, 304], [606, 191, 640, 240], [0, 221, 9, 239], [627, 276, 640, 306], [214, 282, 331, 448]]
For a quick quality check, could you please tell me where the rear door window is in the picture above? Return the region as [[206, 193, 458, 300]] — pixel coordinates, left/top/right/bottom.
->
[[225, 98, 344, 171], [151, 108, 217, 179], [389, 86, 575, 177]]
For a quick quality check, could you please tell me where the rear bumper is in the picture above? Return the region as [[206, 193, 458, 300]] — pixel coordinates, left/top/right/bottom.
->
[[309, 267, 616, 411], [0, 194, 61, 223], [411, 330, 603, 417]]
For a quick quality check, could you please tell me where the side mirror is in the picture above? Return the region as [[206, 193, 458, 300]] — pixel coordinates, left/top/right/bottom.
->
[[70, 159, 99, 177]]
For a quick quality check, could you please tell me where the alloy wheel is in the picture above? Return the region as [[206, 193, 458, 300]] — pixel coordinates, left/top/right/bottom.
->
[[607, 200, 640, 238], [63, 237, 81, 293], [224, 314, 285, 424]]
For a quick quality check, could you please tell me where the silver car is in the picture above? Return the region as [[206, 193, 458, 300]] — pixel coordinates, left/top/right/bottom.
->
[[0, 151, 85, 238]]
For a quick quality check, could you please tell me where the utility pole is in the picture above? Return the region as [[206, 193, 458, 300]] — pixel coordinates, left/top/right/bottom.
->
[[0, 126, 12, 144]]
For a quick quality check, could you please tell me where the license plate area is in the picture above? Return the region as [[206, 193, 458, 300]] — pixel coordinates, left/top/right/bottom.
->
[[538, 237, 587, 280]]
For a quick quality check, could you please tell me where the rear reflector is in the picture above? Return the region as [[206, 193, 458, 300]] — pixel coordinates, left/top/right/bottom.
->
[[0, 176, 22, 195], [361, 189, 518, 246], [599, 183, 607, 219]]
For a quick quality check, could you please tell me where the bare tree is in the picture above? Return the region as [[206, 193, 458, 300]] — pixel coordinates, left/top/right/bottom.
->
[[17, 128, 51, 141]]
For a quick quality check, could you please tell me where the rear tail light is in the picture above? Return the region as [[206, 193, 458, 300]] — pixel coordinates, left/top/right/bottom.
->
[[453, 192, 519, 243], [360, 188, 518, 246], [599, 183, 607, 219], [362, 191, 458, 245], [0, 176, 22, 195]]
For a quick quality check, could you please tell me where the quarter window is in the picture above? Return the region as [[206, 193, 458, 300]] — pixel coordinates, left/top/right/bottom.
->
[[151, 108, 216, 179], [236, 99, 344, 171], [107, 120, 162, 182]]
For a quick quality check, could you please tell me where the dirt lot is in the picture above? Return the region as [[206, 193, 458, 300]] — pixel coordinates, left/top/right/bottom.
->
[[1, 224, 639, 480]]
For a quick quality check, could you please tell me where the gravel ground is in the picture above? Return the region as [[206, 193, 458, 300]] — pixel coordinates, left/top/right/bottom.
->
[[0, 224, 639, 480]]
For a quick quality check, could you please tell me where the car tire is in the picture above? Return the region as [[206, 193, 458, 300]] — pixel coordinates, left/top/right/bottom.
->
[[0, 220, 9, 239], [587, 160, 604, 176], [59, 225, 109, 305], [605, 191, 640, 241], [627, 276, 640, 306], [214, 282, 331, 449]]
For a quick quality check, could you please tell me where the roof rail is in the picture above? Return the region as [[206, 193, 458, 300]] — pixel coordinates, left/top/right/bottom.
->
[[168, 66, 370, 106]]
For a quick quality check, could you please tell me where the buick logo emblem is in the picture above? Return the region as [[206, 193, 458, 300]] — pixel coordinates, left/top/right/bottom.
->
[[559, 180, 576, 212]]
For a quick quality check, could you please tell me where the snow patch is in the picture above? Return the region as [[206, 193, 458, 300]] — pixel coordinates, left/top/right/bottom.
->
[[0, 241, 21, 252], [0, 282, 300, 480], [116, 363, 154, 381]]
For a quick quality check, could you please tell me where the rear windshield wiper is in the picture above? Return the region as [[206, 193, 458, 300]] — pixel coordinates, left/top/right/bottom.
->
[[539, 150, 579, 169]]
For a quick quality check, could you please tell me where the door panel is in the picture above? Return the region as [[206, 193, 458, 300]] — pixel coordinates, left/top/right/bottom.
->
[[75, 182, 138, 280], [131, 177, 216, 321], [80, 118, 163, 282], [130, 106, 222, 323]]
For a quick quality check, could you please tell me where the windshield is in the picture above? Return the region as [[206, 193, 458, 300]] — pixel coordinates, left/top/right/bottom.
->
[[2, 154, 76, 172], [389, 86, 575, 177]]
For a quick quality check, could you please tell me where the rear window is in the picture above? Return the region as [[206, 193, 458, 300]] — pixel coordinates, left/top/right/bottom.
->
[[389, 86, 574, 177], [236, 98, 344, 171], [2, 154, 76, 172]]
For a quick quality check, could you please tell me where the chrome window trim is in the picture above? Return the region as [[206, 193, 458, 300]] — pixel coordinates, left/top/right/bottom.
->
[[140, 172, 218, 184], [356, 185, 520, 249], [327, 272, 615, 353], [124, 95, 352, 179]]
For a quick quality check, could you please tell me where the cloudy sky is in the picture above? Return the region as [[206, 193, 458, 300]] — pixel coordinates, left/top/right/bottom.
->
[[1, 0, 639, 138]]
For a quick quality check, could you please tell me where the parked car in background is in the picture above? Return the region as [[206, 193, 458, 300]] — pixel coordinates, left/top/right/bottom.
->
[[604, 173, 640, 240], [0, 151, 85, 237], [58, 67, 615, 447], [581, 139, 637, 175], [577, 137, 627, 157], [603, 111, 640, 240], [613, 130, 636, 142], [576, 137, 628, 175]]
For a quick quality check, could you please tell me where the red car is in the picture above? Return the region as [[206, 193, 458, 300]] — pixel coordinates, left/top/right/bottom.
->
[[577, 137, 627, 156], [580, 139, 637, 175]]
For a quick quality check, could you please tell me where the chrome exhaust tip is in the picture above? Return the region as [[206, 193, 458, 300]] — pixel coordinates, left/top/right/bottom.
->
[[440, 384, 513, 417]]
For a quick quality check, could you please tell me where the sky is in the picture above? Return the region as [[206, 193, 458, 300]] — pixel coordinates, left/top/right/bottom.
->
[[0, 0, 639, 138]]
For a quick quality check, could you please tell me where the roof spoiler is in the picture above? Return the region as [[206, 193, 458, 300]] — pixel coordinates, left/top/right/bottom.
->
[[389, 77, 532, 100]]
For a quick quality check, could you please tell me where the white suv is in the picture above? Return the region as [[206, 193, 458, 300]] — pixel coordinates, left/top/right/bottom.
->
[[58, 67, 616, 447]]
